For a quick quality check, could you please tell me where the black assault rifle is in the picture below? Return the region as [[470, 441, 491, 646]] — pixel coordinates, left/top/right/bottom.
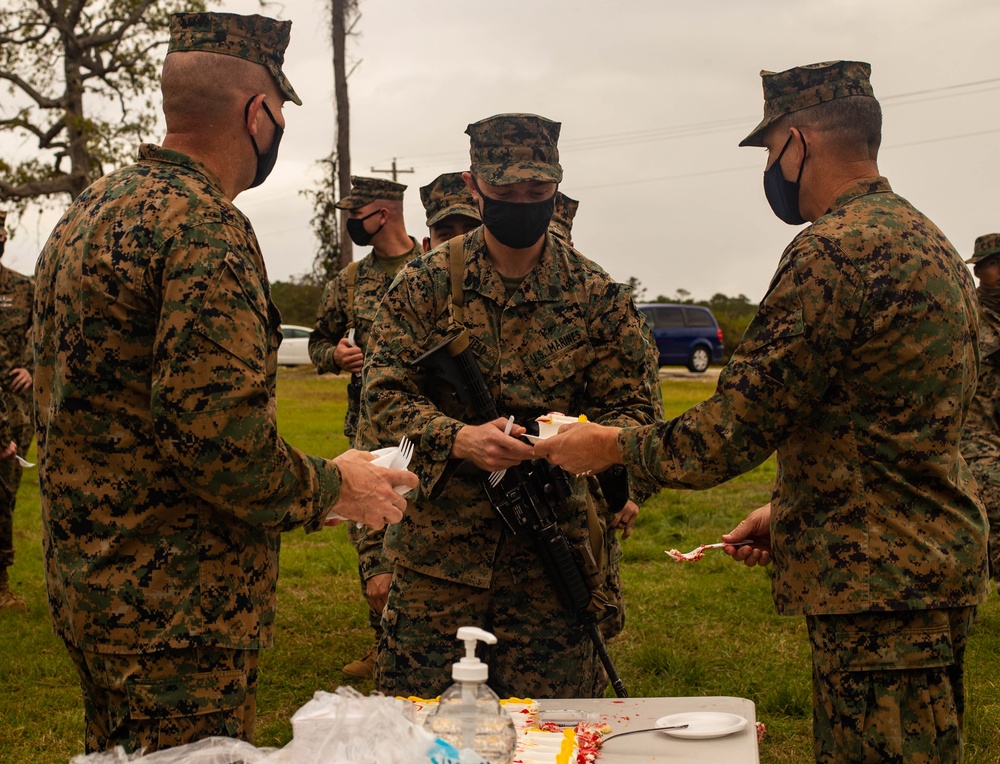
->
[[411, 330, 628, 698]]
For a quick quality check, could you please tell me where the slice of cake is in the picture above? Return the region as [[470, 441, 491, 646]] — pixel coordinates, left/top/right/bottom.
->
[[404, 697, 607, 763]]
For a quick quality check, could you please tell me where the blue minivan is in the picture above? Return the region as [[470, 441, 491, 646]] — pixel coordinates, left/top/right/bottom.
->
[[636, 303, 724, 373]]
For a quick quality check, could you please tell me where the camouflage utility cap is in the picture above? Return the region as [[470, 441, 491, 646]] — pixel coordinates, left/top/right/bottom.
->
[[740, 60, 874, 147], [420, 173, 481, 227], [335, 175, 407, 210], [550, 192, 579, 242], [467, 114, 563, 186], [168, 12, 302, 106], [967, 234, 1000, 265]]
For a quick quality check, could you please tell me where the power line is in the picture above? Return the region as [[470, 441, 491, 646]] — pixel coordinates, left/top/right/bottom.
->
[[572, 125, 1000, 192], [392, 75, 1000, 166]]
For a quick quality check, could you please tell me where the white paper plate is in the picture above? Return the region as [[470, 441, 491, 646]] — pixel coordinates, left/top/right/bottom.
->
[[524, 434, 547, 444], [656, 712, 748, 739]]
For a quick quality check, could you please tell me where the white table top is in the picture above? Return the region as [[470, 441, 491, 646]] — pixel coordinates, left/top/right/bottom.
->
[[536, 696, 759, 763]]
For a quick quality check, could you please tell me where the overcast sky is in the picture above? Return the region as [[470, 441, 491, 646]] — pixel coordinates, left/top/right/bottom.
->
[[6, 0, 1000, 304]]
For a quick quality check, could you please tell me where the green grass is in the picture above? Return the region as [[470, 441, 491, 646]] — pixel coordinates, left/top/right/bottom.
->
[[2, 368, 999, 763]]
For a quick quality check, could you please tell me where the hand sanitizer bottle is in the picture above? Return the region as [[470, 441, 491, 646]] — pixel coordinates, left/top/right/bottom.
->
[[423, 627, 517, 764]]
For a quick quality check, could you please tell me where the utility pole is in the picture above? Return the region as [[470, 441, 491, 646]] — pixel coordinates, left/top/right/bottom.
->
[[371, 158, 414, 183], [331, 0, 358, 269]]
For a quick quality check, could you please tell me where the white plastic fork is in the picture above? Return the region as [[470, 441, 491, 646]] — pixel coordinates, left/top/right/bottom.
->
[[666, 539, 754, 562], [393, 436, 414, 473], [487, 416, 515, 487], [388, 436, 415, 496]]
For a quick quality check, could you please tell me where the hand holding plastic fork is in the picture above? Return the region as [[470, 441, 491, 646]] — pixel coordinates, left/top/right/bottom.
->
[[328, 436, 415, 527], [666, 539, 754, 562], [487, 416, 515, 488]]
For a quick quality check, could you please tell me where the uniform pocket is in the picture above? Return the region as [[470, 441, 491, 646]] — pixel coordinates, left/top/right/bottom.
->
[[529, 336, 595, 394], [194, 256, 269, 374], [127, 669, 248, 720], [831, 612, 955, 673]]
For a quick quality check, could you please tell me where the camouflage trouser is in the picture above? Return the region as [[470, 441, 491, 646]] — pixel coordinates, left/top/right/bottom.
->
[[347, 521, 382, 636], [0, 419, 32, 570], [806, 607, 974, 764], [600, 530, 625, 641], [968, 463, 1000, 581], [375, 556, 605, 699], [64, 641, 259, 754]]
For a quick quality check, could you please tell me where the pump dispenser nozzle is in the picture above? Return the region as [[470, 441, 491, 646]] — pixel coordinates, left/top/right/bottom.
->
[[454, 627, 495, 682]]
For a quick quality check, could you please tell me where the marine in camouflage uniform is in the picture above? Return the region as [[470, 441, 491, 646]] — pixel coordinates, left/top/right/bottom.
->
[[960, 233, 1000, 589], [420, 171, 482, 252], [548, 191, 579, 245], [0, 210, 33, 611], [33, 13, 409, 754], [308, 175, 421, 678], [357, 114, 659, 699], [544, 191, 661, 642], [535, 62, 988, 763]]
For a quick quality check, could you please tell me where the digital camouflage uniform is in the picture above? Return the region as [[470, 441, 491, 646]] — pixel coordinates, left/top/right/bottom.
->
[[308, 176, 419, 442], [544, 190, 662, 642], [960, 234, 1000, 584], [309, 175, 420, 649], [548, 192, 579, 244], [0, 210, 33, 607], [420, 172, 481, 231], [358, 178, 659, 700], [33, 13, 339, 754], [620, 62, 989, 763]]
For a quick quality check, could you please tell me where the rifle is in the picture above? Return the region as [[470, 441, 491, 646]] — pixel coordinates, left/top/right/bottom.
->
[[411, 329, 629, 698]]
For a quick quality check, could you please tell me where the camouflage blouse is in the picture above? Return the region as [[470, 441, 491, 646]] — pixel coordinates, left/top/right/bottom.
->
[[357, 228, 658, 588], [34, 144, 342, 651], [960, 299, 1000, 576], [620, 177, 989, 615], [308, 239, 422, 439], [0, 265, 34, 431]]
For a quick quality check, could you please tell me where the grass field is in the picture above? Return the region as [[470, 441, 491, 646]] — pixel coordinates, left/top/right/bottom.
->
[[2, 368, 999, 763]]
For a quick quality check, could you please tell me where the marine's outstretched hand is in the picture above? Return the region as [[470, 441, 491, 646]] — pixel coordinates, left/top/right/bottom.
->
[[722, 503, 772, 568], [533, 421, 622, 476]]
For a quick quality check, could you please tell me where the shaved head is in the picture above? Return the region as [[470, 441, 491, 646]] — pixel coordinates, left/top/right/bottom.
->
[[770, 96, 882, 160], [161, 51, 277, 130]]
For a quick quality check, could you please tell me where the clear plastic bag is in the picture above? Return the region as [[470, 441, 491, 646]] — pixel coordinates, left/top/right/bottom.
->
[[69, 687, 435, 764], [70, 737, 275, 764], [285, 686, 435, 764]]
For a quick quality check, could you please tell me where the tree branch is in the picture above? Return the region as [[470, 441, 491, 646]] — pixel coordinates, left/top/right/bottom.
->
[[79, 1, 157, 48], [0, 71, 61, 109], [0, 174, 79, 200]]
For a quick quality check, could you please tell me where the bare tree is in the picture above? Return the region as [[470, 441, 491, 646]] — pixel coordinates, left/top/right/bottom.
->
[[0, 0, 204, 219], [330, 0, 359, 270]]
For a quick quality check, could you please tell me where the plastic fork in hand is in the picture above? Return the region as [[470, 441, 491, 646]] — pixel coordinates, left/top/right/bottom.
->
[[666, 539, 754, 562], [487, 416, 515, 487], [393, 436, 414, 474], [329, 436, 416, 524]]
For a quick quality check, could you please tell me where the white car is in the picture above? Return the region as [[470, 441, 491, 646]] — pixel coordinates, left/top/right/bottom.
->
[[278, 324, 314, 366]]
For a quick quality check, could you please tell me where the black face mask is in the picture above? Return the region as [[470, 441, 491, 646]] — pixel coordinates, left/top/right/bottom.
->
[[346, 209, 385, 247], [245, 98, 283, 189], [473, 178, 555, 249], [763, 132, 806, 226]]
